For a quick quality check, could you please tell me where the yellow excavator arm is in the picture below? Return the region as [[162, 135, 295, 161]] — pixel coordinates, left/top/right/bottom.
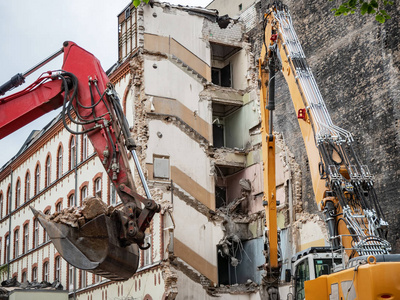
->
[[259, 1, 400, 299]]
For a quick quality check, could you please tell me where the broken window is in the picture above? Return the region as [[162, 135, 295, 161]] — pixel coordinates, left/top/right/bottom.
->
[[210, 42, 240, 89], [217, 238, 263, 285], [215, 185, 227, 208], [213, 119, 225, 148], [212, 64, 231, 87]]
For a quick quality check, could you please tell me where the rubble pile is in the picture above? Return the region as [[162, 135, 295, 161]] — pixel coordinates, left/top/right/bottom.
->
[[46, 196, 115, 228], [0, 277, 63, 295]]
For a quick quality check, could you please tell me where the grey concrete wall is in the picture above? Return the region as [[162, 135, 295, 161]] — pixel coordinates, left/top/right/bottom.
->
[[248, 0, 400, 252]]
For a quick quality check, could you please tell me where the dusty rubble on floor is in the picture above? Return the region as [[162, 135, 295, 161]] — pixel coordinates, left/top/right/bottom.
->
[[46, 196, 114, 228]]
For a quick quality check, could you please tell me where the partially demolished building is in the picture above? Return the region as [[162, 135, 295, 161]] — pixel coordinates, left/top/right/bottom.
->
[[1, 0, 399, 299]]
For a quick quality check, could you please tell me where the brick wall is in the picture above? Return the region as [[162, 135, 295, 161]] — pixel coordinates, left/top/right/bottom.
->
[[247, 0, 400, 252]]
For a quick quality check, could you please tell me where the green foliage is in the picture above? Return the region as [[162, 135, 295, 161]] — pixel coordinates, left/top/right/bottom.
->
[[132, 0, 150, 7], [0, 264, 8, 278], [330, 0, 393, 23]]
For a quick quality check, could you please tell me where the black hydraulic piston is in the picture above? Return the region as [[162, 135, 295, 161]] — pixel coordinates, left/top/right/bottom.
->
[[324, 200, 340, 248], [266, 55, 276, 111], [0, 74, 24, 96]]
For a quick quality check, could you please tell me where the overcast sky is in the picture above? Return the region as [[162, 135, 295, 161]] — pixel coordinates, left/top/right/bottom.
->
[[0, 0, 211, 167]]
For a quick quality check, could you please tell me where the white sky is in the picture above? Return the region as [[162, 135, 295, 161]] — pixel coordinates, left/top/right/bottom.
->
[[0, 0, 211, 167]]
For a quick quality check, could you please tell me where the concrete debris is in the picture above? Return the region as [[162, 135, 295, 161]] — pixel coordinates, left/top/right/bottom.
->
[[239, 179, 251, 192], [81, 197, 108, 220], [1, 278, 63, 291], [48, 196, 113, 228], [161, 261, 178, 300]]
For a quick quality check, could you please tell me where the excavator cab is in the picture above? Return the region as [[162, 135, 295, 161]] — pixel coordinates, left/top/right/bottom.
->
[[0, 41, 160, 281]]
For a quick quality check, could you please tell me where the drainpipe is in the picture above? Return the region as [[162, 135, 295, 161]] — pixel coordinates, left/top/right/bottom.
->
[[73, 128, 79, 300], [7, 169, 13, 280]]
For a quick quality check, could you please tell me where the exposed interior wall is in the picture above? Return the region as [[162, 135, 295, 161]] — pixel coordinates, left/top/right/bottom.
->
[[143, 4, 211, 64], [144, 59, 207, 118], [146, 120, 213, 195], [206, 0, 255, 18], [224, 99, 260, 149]]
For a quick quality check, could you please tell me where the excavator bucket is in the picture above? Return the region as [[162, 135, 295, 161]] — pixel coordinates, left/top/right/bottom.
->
[[31, 207, 139, 281]]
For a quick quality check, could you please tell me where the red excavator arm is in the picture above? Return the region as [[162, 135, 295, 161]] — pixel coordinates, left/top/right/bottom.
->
[[0, 41, 160, 280]]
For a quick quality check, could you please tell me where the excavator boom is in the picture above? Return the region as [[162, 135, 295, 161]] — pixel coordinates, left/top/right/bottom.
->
[[0, 41, 160, 281], [260, 1, 400, 299]]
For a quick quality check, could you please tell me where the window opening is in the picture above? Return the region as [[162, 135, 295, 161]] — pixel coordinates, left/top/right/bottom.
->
[[69, 194, 75, 207], [110, 181, 117, 205], [46, 156, 51, 187], [16, 180, 21, 208], [81, 270, 87, 288], [95, 178, 102, 198], [212, 64, 231, 87], [23, 224, 29, 254], [81, 186, 88, 204], [44, 262, 49, 282], [32, 267, 37, 282], [34, 219, 39, 248], [57, 146, 63, 178], [14, 230, 19, 258], [70, 137, 76, 169], [0, 194, 3, 218], [7, 189, 11, 214], [56, 202, 62, 212], [35, 165, 40, 194], [82, 134, 88, 160], [69, 264, 74, 290], [55, 256, 61, 281], [22, 272, 27, 283], [25, 173, 30, 202], [143, 233, 152, 266]]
